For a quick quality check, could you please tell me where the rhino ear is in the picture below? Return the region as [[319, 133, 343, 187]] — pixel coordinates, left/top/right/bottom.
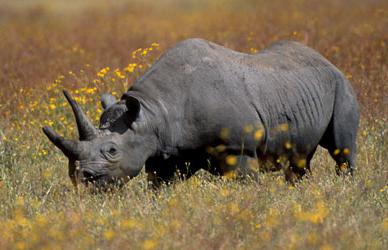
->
[[123, 95, 141, 123], [101, 93, 117, 110]]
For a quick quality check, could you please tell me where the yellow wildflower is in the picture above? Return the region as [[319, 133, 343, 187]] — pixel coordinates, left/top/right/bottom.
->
[[278, 123, 289, 132], [121, 219, 139, 230], [114, 69, 126, 79], [224, 170, 237, 179], [85, 87, 97, 94], [215, 144, 226, 152], [125, 63, 137, 73], [320, 244, 333, 250], [244, 124, 254, 133], [97, 67, 110, 78], [254, 129, 264, 140], [103, 230, 115, 240], [141, 49, 148, 56], [284, 141, 292, 149], [294, 201, 329, 224], [296, 159, 306, 168], [143, 239, 157, 250], [225, 155, 237, 166]]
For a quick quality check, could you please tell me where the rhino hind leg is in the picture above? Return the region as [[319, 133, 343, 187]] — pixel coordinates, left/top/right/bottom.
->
[[320, 86, 359, 175], [328, 140, 357, 176], [320, 136, 357, 176]]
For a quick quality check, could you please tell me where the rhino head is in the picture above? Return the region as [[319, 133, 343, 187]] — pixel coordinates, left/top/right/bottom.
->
[[43, 90, 158, 188]]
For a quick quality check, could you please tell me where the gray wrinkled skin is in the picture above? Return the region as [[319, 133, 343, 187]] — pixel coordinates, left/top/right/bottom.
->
[[43, 39, 359, 188]]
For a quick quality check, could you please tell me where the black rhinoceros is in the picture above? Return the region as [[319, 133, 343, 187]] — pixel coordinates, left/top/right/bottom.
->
[[43, 39, 359, 188]]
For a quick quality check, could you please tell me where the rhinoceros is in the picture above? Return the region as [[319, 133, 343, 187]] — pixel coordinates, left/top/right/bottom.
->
[[43, 39, 359, 188]]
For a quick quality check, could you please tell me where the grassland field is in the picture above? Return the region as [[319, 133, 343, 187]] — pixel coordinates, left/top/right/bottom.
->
[[0, 0, 387, 249]]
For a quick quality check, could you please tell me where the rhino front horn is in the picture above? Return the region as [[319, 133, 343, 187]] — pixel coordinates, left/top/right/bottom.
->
[[63, 90, 97, 141], [42, 126, 85, 159]]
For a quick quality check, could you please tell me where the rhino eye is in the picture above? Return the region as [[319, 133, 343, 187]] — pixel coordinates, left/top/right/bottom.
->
[[108, 147, 117, 155], [101, 144, 120, 162]]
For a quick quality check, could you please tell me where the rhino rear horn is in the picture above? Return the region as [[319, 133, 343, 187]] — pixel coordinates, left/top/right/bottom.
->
[[63, 90, 98, 141]]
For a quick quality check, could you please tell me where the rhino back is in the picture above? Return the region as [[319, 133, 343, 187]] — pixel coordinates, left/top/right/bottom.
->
[[130, 39, 347, 156]]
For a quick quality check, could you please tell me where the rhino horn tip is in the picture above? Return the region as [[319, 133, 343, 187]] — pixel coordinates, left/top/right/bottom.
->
[[42, 126, 60, 142], [62, 89, 98, 141], [63, 89, 72, 101], [42, 125, 54, 137]]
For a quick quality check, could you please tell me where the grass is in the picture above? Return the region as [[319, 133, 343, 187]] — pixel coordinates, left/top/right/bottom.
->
[[0, 0, 387, 249]]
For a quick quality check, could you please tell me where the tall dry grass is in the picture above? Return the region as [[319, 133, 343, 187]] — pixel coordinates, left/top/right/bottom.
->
[[0, 0, 387, 249]]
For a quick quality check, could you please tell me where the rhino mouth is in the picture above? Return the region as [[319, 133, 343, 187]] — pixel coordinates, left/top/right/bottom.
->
[[81, 174, 113, 190], [81, 171, 106, 183], [79, 170, 126, 190]]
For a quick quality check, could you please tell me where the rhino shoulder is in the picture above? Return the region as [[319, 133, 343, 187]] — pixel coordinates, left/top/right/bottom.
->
[[165, 38, 223, 60], [175, 38, 210, 48]]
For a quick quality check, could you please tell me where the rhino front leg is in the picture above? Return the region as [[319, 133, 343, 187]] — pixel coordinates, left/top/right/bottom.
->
[[145, 167, 174, 190], [145, 156, 201, 189], [207, 154, 260, 180], [145, 157, 181, 189]]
